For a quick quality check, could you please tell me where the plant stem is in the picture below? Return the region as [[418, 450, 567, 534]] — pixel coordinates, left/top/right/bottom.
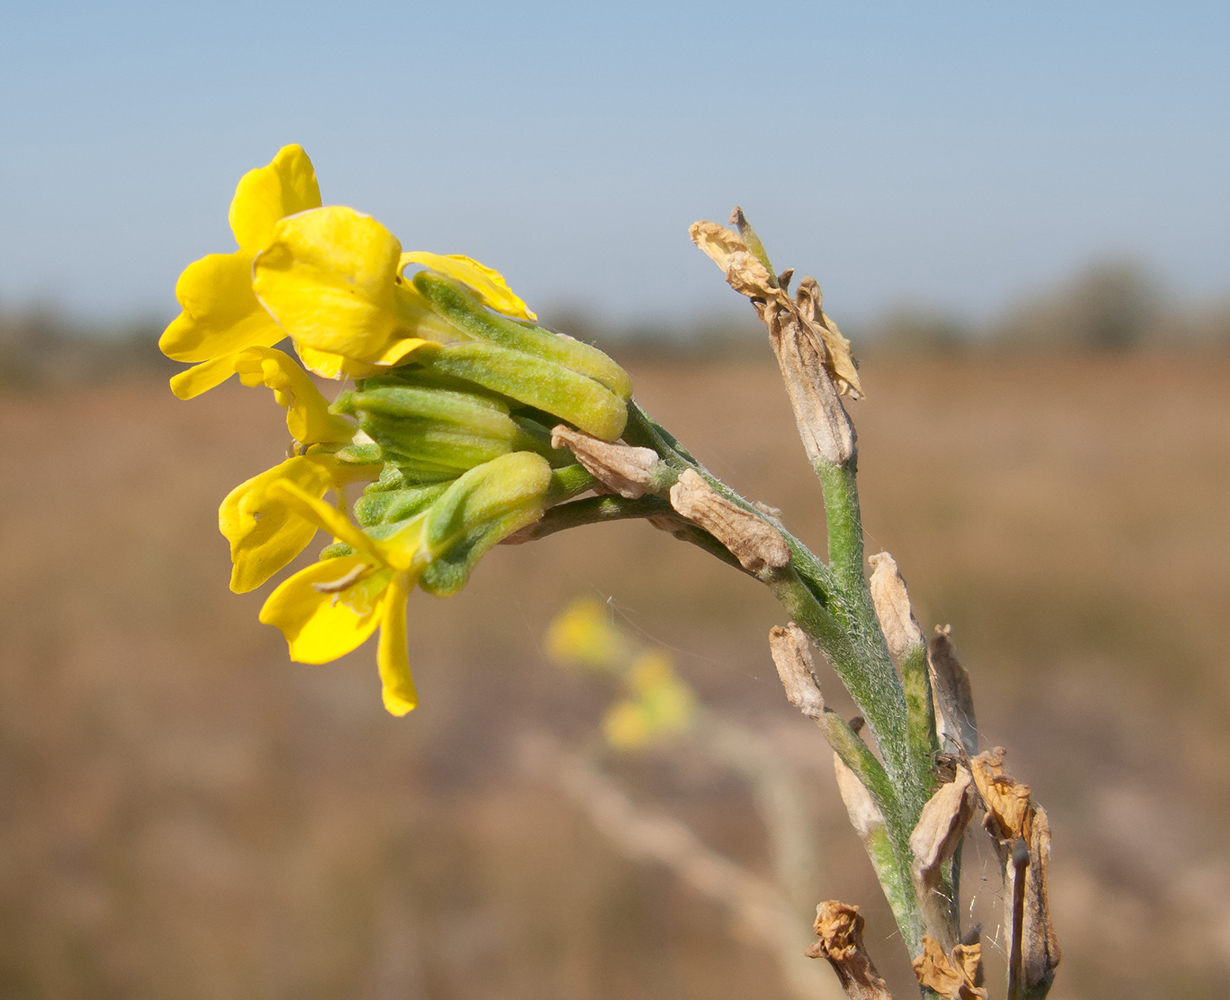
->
[[814, 458, 936, 820]]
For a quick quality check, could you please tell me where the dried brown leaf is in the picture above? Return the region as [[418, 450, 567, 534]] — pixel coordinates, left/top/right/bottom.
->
[[868, 552, 925, 661], [912, 935, 987, 1000], [689, 218, 862, 462], [910, 767, 975, 950], [806, 901, 894, 1000], [550, 425, 662, 499], [952, 938, 983, 988], [969, 749, 1060, 995], [669, 470, 791, 572], [1022, 806, 1061, 991], [910, 767, 976, 875]]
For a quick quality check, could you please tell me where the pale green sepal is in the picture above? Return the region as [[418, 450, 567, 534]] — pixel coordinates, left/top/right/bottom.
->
[[319, 541, 355, 559], [354, 482, 452, 526], [419, 504, 544, 597], [332, 442, 383, 466]]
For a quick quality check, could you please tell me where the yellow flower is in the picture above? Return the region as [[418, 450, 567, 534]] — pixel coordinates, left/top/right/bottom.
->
[[232, 346, 355, 445], [218, 347, 375, 593], [258, 485, 421, 714], [252, 206, 463, 379], [219, 453, 376, 594], [159, 144, 321, 398], [260, 452, 553, 715]]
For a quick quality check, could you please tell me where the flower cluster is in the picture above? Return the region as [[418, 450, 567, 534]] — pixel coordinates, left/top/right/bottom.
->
[[162, 145, 632, 715], [545, 598, 695, 749]]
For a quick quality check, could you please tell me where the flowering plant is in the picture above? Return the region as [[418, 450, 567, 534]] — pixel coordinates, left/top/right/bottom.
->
[[164, 146, 1058, 999]]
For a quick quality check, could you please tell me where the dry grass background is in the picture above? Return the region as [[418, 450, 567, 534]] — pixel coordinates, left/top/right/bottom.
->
[[1, 352, 1228, 999]]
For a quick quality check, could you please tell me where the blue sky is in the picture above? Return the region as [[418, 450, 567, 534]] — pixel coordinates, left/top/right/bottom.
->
[[2, 1, 1227, 327]]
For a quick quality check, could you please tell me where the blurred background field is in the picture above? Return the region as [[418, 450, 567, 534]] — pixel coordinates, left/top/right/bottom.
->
[[3, 4, 1228, 997], [1, 294, 1229, 998]]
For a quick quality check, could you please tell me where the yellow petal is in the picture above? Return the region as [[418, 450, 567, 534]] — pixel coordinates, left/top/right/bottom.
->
[[252, 206, 459, 363], [228, 144, 322, 253], [259, 556, 392, 664], [377, 572, 418, 715], [266, 478, 382, 562], [400, 252, 537, 321], [169, 354, 241, 399], [160, 251, 284, 363], [219, 454, 340, 593], [233, 346, 354, 444], [295, 339, 433, 380]]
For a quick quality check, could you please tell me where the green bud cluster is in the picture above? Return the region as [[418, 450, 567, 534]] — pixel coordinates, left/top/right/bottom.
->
[[409, 271, 631, 441], [315, 267, 633, 593]]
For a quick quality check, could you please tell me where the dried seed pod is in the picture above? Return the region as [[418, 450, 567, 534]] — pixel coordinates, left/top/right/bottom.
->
[[550, 425, 665, 499], [909, 767, 976, 950], [669, 470, 790, 572], [868, 552, 925, 661]]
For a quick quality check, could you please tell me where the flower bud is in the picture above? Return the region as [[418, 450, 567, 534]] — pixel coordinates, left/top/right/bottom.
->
[[333, 385, 545, 480], [419, 452, 553, 596], [417, 343, 627, 442], [412, 270, 633, 399]]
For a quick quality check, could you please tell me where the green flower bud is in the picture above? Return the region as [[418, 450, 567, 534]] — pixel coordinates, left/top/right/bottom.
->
[[417, 343, 627, 442], [418, 451, 553, 595], [413, 270, 633, 399], [332, 385, 551, 479]]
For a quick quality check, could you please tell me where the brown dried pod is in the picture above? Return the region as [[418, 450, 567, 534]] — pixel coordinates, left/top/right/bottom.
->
[[669, 470, 791, 573]]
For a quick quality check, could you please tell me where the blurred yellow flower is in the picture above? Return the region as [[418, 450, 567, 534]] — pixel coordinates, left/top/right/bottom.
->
[[603, 701, 653, 749], [545, 603, 696, 750], [611, 649, 695, 746], [544, 598, 622, 671]]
